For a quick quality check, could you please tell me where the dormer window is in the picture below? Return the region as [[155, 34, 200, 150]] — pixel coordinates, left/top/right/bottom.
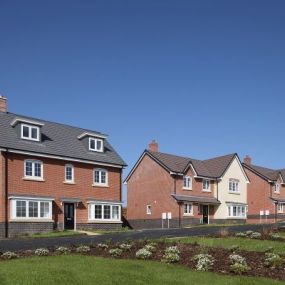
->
[[21, 124, 40, 141], [89, 137, 103, 152]]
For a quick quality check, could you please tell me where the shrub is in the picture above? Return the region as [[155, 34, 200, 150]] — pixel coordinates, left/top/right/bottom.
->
[[136, 248, 152, 260], [245, 230, 254, 236], [164, 246, 180, 255], [229, 245, 240, 253], [1, 251, 19, 259], [250, 232, 261, 239], [219, 228, 229, 237], [34, 248, 49, 256], [193, 254, 214, 271], [56, 246, 71, 254], [109, 248, 123, 257], [229, 254, 246, 265], [119, 243, 132, 251], [264, 253, 284, 269], [162, 252, 180, 263], [144, 244, 156, 253], [230, 262, 250, 274], [235, 232, 247, 237], [97, 243, 109, 250], [269, 233, 282, 240], [76, 245, 90, 253]]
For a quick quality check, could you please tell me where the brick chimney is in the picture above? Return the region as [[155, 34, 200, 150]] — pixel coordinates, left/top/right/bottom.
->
[[149, 140, 158, 152], [0, 96, 7, 112], [243, 155, 252, 165]]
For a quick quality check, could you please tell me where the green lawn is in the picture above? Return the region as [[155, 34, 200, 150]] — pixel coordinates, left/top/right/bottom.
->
[[0, 255, 283, 285], [169, 236, 285, 253]]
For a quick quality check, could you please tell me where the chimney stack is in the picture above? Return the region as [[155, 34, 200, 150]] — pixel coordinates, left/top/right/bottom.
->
[[0, 96, 7, 112], [149, 140, 158, 152], [243, 155, 252, 165]]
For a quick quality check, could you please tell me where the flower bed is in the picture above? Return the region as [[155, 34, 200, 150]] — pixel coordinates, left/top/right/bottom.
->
[[0, 240, 285, 281]]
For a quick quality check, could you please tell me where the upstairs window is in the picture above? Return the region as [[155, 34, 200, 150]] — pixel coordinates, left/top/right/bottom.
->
[[274, 182, 280, 193], [183, 176, 192, 190], [21, 124, 40, 141], [65, 164, 74, 183], [229, 179, 239, 193], [89, 138, 103, 152], [93, 169, 108, 186], [24, 160, 43, 179], [202, 179, 210, 191]]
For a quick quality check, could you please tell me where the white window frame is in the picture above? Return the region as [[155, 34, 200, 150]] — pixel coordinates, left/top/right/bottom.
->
[[227, 204, 246, 219], [229, 179, 240, 193], [184, 203, 193, 216], [21, 124, 40, 141], [202, 179, 211, 192], [183, 176, 192, 190], [64, 164, 74, 183], [89, 137, 103, 152], [88, 203, 121, 222], [146, 205, 152, 215], [11, 199, 52, 220], [93, 169, 108, 186], [277, 203, 283, 213], [24, 160, 43, 180], [274, 182, 280, 193]]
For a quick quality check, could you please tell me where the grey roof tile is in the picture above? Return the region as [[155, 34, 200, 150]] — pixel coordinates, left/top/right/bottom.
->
[[0, 111, 126, 166]]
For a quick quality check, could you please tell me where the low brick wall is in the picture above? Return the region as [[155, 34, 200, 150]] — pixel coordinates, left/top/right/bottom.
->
[[77, 223, 122, 231], [8, 222, 54, 237]]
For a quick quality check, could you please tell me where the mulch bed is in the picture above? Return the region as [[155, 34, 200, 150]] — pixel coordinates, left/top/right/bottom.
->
[[0, 240, 285, 281]]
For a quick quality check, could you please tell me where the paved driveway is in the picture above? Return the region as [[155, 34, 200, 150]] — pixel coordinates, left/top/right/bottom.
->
[[0, 223, 276, 251]]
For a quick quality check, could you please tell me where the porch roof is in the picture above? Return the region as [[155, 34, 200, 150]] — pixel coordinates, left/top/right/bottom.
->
[[171, 194, 221, 205]]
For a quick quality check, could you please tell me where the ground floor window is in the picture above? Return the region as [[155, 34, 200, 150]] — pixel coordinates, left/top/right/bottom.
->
[[227, 204, 246, 218], [277, 203, 283, 213], [11, 199, 52, 220], [89, 203, 121, 221], [184, 203, 193, 215]]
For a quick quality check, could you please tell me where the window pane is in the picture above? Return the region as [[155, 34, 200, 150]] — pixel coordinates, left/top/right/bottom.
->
[[90, 139, 95, 150], [25, 161, 33, 176], [228, 206, 231, 216], [94, 171, 100, 183], [104, 205, 111, 219], [101, 171, 106, 184], [29, 201, 38, 218], [96, 140, 102, 151], [112, 206, 119, 219], [34, 162, 41, 177], [23, 126, 29, 138], [40, 202, 50, 218], [233, 206, 237, 216], [31, 127, 38, 139], [16, 201, 26, 217], [95, 205, 102, 219], [66, 166, 73, 181]]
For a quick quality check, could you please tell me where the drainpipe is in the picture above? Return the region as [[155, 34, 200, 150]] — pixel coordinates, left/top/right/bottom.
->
[[4, 150, 9, 238], [216, 179, 219, 201]]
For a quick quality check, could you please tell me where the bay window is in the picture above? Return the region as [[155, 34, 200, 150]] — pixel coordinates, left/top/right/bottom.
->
[[89, 203, 121, 221], [227, 204, 246, 218]]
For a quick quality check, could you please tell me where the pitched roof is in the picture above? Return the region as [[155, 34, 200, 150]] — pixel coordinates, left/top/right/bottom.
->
[[147, 150, 236, 178], [0, 111, 126, 166], [243, 163, 280, 181]]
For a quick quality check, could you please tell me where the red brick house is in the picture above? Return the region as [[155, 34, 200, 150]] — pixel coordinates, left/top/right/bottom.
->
[[243, 155, 285, 223], [0, 96, 126, 237], [125, 141, 249, 229]]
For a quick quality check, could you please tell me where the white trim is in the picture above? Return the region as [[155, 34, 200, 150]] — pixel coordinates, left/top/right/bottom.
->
[[227, 204, 247, 219], [274, 182, 280, 194], [88, 203, 121, 222], [86, 200, 123, 205], [202, 179, 211, 192], [183, 202, 193, 216], [9, 196, 54, 201], [77, 132, 107, 140], [11, 118, 44, 127], [146, 204, 152, 215], [89, 137, 104, 152], [277, 203, 284, 213], [21, 124, 40, 141], [24, 159, 43, 179], [183, 175, 192, 190], [65, 164, 74, 183], [5, 149, 123, 168], [93, 168, 108, 186]]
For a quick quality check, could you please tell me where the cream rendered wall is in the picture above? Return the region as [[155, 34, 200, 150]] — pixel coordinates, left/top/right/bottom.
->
[[214, 157, 248, 220]]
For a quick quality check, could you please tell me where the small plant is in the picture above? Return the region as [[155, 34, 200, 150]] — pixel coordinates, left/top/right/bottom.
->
[[164, 246, 180, 255], [144, 244, 156, 253], [109, 248, 123, 257], [245, 230, 254, 236], [265, 247, 274, 253], [269, 233, 282, 240], [97, 243, 109, 250], [34, 248, 49, 256], [104, 238, 113, 246], [119, 243, 132, 251], [229, 254, 250, 274], [56, 246, 71, 254], [1, 251, 19, 259], [229, 254, 246, 265], [250, 232, 261, 239], [235, 232, 246, 237], [219, 228, 229, 237], [229, 245, 240, 253], [264, 253, 284, 269], [193, 254, 214, 271], [76, 245, 90, 253], [136, 248, 152, 260]]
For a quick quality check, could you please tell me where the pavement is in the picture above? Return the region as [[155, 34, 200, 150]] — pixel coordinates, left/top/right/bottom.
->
[[0, 223, 277, 251]]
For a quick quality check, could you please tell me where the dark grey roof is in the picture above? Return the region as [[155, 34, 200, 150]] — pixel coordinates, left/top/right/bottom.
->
[[0, 111, 126, 166], [148, 150, 236, 178], [270, 197, 285, 203], [172, 194, 221, 205], [60, 198, 81, 203], [243, 163, 280, 181]]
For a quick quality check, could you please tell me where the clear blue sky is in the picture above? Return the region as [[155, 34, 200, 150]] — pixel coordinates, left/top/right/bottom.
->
[[1, 1, 285, 202]]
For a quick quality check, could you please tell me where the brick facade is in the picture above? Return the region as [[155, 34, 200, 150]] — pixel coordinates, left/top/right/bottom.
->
[[0, 152, 123, 237]]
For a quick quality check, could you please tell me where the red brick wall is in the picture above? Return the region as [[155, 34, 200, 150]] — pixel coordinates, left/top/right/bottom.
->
[[0, 152, 5, 222], [2, 152, 122, 225]]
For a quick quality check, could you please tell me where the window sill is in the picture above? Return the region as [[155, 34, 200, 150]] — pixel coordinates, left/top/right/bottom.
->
[[87, 220, 122, 224], [227, 217, 246, 219], [92, 184, 109, 188], [202, 189, 211, 192], [22, 177, 45, 182], [183, 213, 194, 217], [10, 219, 53, 223], [63, 181, 76, 185], [183, 187, 192, 191], [228, 192, 240, 195], [274, 192, 280, 195]]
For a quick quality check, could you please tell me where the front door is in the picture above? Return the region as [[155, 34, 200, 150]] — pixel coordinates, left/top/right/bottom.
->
[[64, 203, 74, 230], [202, 205, 209, 224]]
